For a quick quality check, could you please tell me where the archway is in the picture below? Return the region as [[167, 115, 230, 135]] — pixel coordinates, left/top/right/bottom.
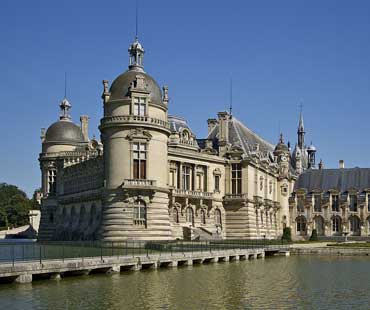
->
[[313, 216, 325, 236], [349, 215, 361, 236]]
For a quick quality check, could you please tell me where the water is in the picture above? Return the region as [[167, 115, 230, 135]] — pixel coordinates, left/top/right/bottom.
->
[[0, 256, 369, 310]]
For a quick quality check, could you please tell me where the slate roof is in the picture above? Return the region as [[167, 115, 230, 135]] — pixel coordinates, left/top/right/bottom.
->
[[294, 168, 370, 192], [207, 116, 275, 154]]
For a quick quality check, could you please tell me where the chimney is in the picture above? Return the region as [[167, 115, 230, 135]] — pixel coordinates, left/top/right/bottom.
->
[[80, 115, 89, 142], [217, 111, 230, 146], [207, 118, 218, 135], [339, 160, 344, 169]]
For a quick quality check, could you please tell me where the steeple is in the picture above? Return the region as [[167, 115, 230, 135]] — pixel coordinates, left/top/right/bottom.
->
[[297, 105, 305, 149], [128, 1, 144, 71]]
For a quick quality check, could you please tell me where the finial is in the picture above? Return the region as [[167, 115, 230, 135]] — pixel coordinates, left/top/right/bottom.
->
[[64, 72, 67, 99], [279, 132, 284, 144], [229, 78, 233, 115], [135, 0, 139, 40]]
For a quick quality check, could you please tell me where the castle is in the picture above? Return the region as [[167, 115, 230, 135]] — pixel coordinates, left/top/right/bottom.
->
[[38, 36, 370, 241]]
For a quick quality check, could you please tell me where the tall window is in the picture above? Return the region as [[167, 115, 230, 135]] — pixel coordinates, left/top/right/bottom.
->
[[133, 142, 147, 179], [169, 170, 176, 188], [197, 174, 203, 191], [182, 166, 191, 190], [133, 200, 146, 226], [48, 169, 57, 195], [214, 175, 220, 192], [332, 195, 339, 212], [368, 194, 370, 212], [314, 195, 322, 212], [349, 194, 358, 212], [215, 209, 222, 227], [231, 163, 242, 194], [133, 97, 146, 116], [332, 216, 341, 232], [296, 216, 307, 234]]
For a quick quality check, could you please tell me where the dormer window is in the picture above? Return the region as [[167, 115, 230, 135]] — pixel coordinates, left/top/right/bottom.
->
[[133, 97, 146, 116]]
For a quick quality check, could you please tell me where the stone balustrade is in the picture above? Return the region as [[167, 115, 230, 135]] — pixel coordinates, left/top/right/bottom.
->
[[124, 179, 157, 187], [101, 115, 170, 129], [171, 188, 213, 199]]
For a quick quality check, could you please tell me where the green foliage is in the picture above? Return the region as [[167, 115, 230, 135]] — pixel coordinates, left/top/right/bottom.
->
[[310, 229, 318, 241], [282, 227, 292, 242], [0, 183, 34, 229]]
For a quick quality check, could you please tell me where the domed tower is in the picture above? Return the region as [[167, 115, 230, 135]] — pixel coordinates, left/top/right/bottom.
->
[[40, 98, 86, 197], [99, 37, 171, 241], [38, 98, 86, 240]]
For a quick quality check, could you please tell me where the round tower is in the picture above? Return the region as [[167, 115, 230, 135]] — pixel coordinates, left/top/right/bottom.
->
[[99, 37, 171, 241], [274, 133, 291, 232]]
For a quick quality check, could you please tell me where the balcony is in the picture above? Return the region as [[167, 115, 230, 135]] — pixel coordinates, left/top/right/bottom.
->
[[100, 115, 170, 130], [223, 193, 248, 204], [171, 188, 213, 199], [123, 179, 157, 187]]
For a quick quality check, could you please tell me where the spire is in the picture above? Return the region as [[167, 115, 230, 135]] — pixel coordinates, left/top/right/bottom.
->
[[59, 73, 71, 120], [229, 78, 233, 115], [279, 132, 284, 144], [128, 0, 144, 71], [297, 103, 305, 149]]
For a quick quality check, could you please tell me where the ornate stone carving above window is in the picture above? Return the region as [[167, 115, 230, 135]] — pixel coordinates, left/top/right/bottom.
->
[[125, 128, 152, 141]]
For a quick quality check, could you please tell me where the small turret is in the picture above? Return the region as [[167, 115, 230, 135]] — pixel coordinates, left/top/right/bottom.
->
[[307, 142, 317, 169]]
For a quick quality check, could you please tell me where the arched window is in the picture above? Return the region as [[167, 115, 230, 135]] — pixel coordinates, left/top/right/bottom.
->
[[90, 204, 96, 225], [349, 216, 360, 235], [332, 216, 342, 234], [173, 208, 179, 223], [186, 207, 194, 225], [296, 216, 307, 235], [79, 205, 86, 224], [70, 206, 76, 226], [134, 200, 146, 226], [182, 130, 190, 141], [215, 209, 222, 227], [200, 209, 206, 225], [62, 207, 67, 221], [313, 216, 324, 236]]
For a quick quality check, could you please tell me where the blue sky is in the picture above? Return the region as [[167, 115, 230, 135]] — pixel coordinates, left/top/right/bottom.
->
[[1, 0, 370, 197]]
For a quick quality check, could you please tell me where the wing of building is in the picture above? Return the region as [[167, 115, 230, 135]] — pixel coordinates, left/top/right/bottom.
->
[[39, 36, 367, 242]]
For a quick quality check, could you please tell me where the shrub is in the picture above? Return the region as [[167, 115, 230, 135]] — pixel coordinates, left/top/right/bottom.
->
[[282, 227, 292, 242]]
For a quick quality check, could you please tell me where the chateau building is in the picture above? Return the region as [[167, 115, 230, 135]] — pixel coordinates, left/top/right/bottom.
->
[[38, 36, 359, 241], [290, 166, 370, 239]]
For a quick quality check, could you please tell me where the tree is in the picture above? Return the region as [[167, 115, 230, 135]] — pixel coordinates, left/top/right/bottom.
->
[[0, 183, 33, 229]]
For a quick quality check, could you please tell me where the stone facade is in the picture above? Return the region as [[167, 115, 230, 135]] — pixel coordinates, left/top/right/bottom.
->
[[290, 168, 370, 240], [37, 37, 322, 241]]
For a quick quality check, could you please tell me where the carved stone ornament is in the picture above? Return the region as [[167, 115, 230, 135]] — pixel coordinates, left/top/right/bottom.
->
[[126, 128, 152, 141]]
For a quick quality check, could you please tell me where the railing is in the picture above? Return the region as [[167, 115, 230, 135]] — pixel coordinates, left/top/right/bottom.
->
[[172, 188, 213, 199], [0, 239, 291, 266], [101, 115, 170, 129], [179, 139, 197, 147], [224, 193, 248, 200], [124, 179, 157, 187]]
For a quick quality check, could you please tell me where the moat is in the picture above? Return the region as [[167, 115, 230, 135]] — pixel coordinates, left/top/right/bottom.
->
[[0, 256, 369, 310]]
